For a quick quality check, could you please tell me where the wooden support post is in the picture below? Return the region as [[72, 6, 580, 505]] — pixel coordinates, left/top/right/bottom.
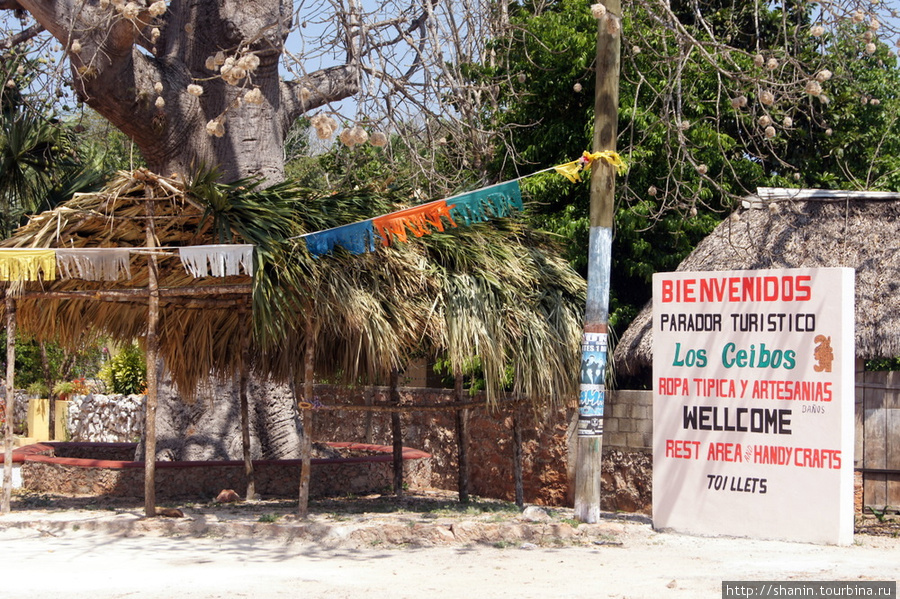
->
[[363, 387, 375, 444], [2, 294, 16, 514], [298, 322, 315, 518], [513, 406, 525, 509], [390, 368, 403, 497], [454, 371, 470, 503], [40, 342, 54, 439], [144, 199, 160, 518], [239, 310, 255, 500], [575, 0, 621, 523]]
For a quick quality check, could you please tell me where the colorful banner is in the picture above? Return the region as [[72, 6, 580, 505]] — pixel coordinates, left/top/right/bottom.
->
[[302, 220, 378, 258], [299, 151, 625, 258], [303, 181, 524, 258], [0, 249, 56, 282], [447, 181, 523, 226], [0, 245, 253, 282], [372, 201, 456, 246]]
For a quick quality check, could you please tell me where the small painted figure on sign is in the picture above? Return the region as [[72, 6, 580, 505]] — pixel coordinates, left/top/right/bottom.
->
[[813, 334, 834, 373]]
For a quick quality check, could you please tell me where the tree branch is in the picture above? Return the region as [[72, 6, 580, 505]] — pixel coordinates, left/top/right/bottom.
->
[[0, 22, 43, 50], [280, 65, 360, 129]]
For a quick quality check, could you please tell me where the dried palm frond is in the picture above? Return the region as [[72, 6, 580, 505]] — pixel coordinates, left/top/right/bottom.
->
[[1, 168, 586, 408]]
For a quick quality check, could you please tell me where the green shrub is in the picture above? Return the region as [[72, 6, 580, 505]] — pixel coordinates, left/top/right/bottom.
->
[[26, 381, 49, 397], [52, 380, 75, 397], [99, 343, 147, 395]]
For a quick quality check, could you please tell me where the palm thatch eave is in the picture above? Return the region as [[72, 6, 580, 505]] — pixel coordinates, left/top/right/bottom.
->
[[1, 169, 588, 408]]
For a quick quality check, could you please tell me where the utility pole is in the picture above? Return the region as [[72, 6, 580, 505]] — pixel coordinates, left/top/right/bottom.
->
[[574, 0, 621, 523]]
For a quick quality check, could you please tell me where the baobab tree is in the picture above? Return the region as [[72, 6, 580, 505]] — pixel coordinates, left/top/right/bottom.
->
[[0, 0, 522, 191], [3, 0, 900, 195], [0, 0, 376, 183]]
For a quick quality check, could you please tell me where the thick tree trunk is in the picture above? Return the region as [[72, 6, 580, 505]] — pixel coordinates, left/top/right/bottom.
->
[[11, 0, 359, 184], [135, 369, 302, 462]]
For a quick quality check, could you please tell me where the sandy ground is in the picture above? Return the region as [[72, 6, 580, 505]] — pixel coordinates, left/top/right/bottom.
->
[[0, 492, 897, 599]]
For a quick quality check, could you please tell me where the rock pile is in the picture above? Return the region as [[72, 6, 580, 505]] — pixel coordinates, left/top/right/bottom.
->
[[66, 394, 145, 442], [13, 391, 28, 434]]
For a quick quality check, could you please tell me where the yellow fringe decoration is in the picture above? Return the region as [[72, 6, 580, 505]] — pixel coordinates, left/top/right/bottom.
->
[[0, 249, 57, 282]]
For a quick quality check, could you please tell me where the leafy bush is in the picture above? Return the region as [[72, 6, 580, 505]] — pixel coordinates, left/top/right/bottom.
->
[[26, 381, 49, 398], [99, 343, 147, 395], [52, 380, 74, 397]]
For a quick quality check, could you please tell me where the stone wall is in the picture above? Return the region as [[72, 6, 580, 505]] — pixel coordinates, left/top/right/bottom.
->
[[0, 390, 30, 435], [20, 442, 432, 500], [66, 394, 145, 443], [45, 385, 656, 513], [310, 386, 653, 512]]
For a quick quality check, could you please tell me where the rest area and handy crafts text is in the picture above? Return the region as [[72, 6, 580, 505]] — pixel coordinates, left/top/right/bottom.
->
[[652, 268, 854, 545]]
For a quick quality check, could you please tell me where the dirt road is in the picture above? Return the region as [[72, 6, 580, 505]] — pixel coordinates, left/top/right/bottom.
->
[[1, 506, 896, 599]]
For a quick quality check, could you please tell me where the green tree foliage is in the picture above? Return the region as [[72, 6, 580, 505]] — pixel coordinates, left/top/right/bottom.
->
[[99, 343, 147, 396], [0, 50, 114, 236], [0, 330, 106, 391], [462, 0, 900, 333]]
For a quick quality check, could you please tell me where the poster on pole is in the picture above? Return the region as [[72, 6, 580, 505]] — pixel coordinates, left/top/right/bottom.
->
[[652, 267, 855, 544], [578, 332, 607, 437]]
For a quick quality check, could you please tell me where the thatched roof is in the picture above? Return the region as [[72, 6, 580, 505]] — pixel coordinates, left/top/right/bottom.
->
[[1, 169, 586, 404], [613, 188, 900, 378]]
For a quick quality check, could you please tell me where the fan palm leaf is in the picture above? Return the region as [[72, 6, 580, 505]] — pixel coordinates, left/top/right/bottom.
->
[[1, 169, 585, 408]]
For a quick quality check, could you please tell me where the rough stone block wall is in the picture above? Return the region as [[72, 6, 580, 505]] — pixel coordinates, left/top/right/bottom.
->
[[310, 385, 577, 506], [21, 450, 432, 500], [604, 390, 652, 451], [311, 385, 653, 512], [0, 391, 30, 435], [41, 385, 657, 512], [66, 394, 145, 443]]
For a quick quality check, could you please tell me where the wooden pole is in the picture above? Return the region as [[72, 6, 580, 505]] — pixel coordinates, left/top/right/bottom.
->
[[574, 0, 621, 523], [2, 294, 16, 514], [21, 285, 253, 300], [144, 198, 160, 518], [390, 368, 403, 497], [363, 387, 375, 443], [297, 321, 315, 518], [454, 371, 470, 503], [238, 309, 255, 500], [513, 406, 525, 509]]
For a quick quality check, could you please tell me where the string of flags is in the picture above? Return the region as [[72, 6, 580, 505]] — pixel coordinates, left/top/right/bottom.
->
[[0, 151, 627, 278], [303, 181, 523, 258], [301, 151, 626, 258], [0, 244, 254, 283]]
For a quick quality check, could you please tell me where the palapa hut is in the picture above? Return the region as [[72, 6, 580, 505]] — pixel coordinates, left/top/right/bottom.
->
[[1, 168, 586, 514], [613, 187, 900, 510]]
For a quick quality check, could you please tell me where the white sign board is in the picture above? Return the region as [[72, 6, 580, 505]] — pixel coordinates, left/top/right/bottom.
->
[[652, 268, 855, 544]]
